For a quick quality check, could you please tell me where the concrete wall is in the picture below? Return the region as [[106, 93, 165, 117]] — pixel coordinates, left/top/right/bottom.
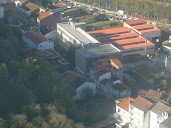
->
[[44, 30, 57, 41], [165, 57, 171, 73], [0, 7, 4, 19], [75, 50, 86, 73], [99, 72, 111, 82]]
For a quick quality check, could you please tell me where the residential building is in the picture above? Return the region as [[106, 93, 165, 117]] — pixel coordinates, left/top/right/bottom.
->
[[22, 31, 54, 50], [37, 10, 60, 29], [0, 6, 4, 19], [129, 96, 154, 128], [145, 89, 162, 102], [57, 22, 100, 50], [124, 19, 161, 43], [149, 102, 171, 128], [44, 29, 58, 41], [48, 1, 68, 12], [75, 44, 121, 74], [88, 26, 155, 57], [73, 82, 96, 100], [160, 118, 171, 128], [115, 97, 134, 128], [15, 1, 45, 17], [165, 56, 171, 73]]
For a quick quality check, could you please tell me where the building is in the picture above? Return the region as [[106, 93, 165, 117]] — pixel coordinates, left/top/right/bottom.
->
[[44, 29, 58, 41], [73, 82, 96, 100], [0, 6, 4, 19], [61, 7, 82, 17], [149, 102, 171, 128], [165, 56, 171, 73], [48, 1, 68, 12], [37, 10, 60, 29], [75, 44, 121, 74], [145, 89, 162, 102], [129, 96, 154, 128], [160, 118, 171, 128], [88, 27, 155, 56], [115, 97, 134, 128], [57, 22, 100, 50], [15, 1, 45, 17], [124, 19, 161, 43], [22, 31, 54, 50]]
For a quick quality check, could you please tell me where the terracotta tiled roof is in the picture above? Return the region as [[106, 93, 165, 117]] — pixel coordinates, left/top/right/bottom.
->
[[54, 2, 67, 8], [24, 2, 40, 13], [23, 32, 46, 44], [117, 97, 134, 111], [125, 19, 146, 26], [131, 96, 153, 112], [145, 89, 161, 100], [38, 10, 51, 20]]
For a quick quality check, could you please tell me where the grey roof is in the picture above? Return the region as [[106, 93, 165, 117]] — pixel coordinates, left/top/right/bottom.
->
[[76, 44, 121, 58], [150, 102, 171, 116], [160, 118, 171, 127], [57, 22, 99, 45]]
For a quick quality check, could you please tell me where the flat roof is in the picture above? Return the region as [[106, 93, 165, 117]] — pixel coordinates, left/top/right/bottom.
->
[[76, 44, 121, 58], [57, 22, 100, 45]]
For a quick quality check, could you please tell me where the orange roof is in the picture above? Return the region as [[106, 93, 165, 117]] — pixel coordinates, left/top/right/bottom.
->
[[88, 27, 131, 35], [139, 27, 160, 33], [110, 32, 139, 41], [130, 96, 153, 111], [23, 32, 46, 44], [125, 19, 146, 26], [54, 1, 67, 8], [38, 10, 51, 20], [114, 37, 146, 45], [145, 89, 161, 100], [122, 41, 154, 49], [117, 97, 134, 111], [133, 24, 154, 30]]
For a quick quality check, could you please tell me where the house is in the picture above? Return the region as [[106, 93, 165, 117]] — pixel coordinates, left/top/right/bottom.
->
[[94, 70, 112, 82], [149, 102, 171, 128], [0, 6, 4, 19], [37, 10, 60, 29], [115, 97, 134, 128], [91, 58, 123, 80], [160, 118, 171, 128], [111, 83, 131, 99], [73, 82, 96, 100], [44, 29, 58, 41], [129, 96, 154, 128], [22, 31, 54, 50], [145, 89, 162, 102], [48, 1, 68, 12]]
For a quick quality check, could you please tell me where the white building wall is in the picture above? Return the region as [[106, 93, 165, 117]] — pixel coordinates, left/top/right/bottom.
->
[[149, 111, 159, 128], [99, 72, 111, 82], [0, 7, 4, 19], [38, 41, 54, 50]]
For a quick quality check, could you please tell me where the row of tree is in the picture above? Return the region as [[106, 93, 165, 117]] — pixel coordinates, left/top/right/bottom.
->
[[78, 0, 171, 24], [0, 22, 85, 127]]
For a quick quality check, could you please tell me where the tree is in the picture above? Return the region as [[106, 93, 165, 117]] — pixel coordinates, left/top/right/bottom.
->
[[160, 79, 167, 89]]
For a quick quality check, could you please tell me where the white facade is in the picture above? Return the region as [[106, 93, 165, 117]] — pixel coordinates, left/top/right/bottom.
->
[[0, 7, 4, 19], [165, 56, 171, 73], [56, 22, 100, 50], [22, 36, 54, 50], [44, 30, 57, 41], [73, 82, 96, 100]]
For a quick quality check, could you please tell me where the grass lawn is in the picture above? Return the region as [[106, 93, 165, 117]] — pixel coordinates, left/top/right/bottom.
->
[[86, 20, 122, 31]]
